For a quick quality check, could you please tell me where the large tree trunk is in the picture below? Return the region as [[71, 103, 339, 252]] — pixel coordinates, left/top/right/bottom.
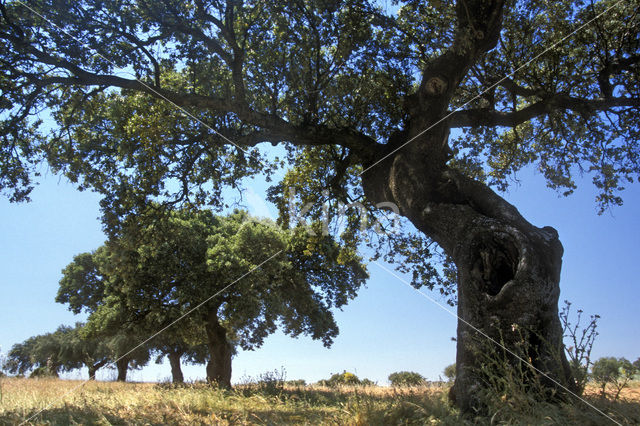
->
[[362, 123, 575, 412], [449, 207, 574, 411], [115, 358, 129, 382], [168, 351, 185, 384], [205, 310, 232, 389]]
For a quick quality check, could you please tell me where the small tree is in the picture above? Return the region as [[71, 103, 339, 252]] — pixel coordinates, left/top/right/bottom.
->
[[443, 363, 456, 382], [591, 357, 637, 400], [4, 329, 74, 377], [79, 299, 152, 382], [54, 323, 112, 380], [388, 371, 426, 387]]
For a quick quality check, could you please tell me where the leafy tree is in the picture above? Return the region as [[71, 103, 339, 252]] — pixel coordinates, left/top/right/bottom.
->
[[591, 357, 637, 400], [4, 336, 40, 376], [443, 364, 456, 383], [388, 371, 426, 387], [96, 209, 367, 388], [57, 255, 154, 382], [3, 326, 80, 377], [3, 324, 123, 380], [56, 323, 112, 380], [1, 0, 639, 410]]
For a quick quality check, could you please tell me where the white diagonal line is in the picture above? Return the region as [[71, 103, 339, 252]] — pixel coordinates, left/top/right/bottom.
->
[[360, 0, 623, 176], [9, 1, 626, 425], [20, 249, 284, 425], [15, 0, 248, 153], [373, 261, 621, 426]]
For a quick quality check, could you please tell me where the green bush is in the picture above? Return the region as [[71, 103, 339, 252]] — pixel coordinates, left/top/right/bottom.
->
[[388, 371, 426, 387], [320, 371, 362, 387], [591, 357, 637, 400], [443, 364, 456, 382]]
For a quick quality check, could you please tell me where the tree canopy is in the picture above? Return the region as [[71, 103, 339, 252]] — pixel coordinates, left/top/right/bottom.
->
[[2, 0, 638, 411], [0, 0, 637, 208], [0, 0, 637, 300], [2, 323, 110, 378], [57, 208, 368, 387]]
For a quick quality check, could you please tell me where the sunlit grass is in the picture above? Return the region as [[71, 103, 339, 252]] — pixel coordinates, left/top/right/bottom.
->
[[1, 377, 639, 425]]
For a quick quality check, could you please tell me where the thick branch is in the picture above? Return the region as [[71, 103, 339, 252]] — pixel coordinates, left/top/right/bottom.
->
[[450, 95, 640, 128], [7, 37, 378, 155], [598, 54, 640, 98], [410, 0, 505, 112]]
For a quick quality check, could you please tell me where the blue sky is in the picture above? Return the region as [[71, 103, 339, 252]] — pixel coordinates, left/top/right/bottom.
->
[[1, 160, 639, 384]]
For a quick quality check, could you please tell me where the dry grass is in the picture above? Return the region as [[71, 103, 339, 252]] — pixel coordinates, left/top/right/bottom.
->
[[0, 377, 639, 425]]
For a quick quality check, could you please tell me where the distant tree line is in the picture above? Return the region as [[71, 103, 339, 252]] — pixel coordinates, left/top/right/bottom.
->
[[2, 209, 368, 386], [2, 322, 172, 381]]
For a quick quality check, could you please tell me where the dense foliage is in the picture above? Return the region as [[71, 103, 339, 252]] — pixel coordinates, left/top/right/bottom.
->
[[2, 0, 639, 412], [56, 208, 367, 386], [1, 0, 637, 296], [443, 363, 456, 382], [591, 357, 637, 400], [388, 371, 426, 387]]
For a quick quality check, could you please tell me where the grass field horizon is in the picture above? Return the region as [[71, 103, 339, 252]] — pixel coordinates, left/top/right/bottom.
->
[[2, 376, 639, 425]]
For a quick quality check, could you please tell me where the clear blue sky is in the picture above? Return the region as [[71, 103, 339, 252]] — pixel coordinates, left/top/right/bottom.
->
[[1, 160, 639, 385]]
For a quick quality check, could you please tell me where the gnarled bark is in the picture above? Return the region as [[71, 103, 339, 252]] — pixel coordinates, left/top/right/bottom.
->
[[362, 125, 575, 411], [205, 310, 233, 389]]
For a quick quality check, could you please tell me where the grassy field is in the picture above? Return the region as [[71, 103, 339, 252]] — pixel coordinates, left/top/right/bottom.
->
[[1, 377, 639, 425]]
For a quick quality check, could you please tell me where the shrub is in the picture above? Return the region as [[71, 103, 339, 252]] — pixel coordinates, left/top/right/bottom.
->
[[388, 371, 426, 387], [320, 371, 362, 387], [559, 300, 600, 394], [443, 364, 456, 382], [591, 357, 637, 400], [360, 378, 376, 386], [255, 368, 287, 395]]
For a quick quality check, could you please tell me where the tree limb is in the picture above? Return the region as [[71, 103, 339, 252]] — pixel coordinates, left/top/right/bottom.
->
[[449, 95, 640, 128]]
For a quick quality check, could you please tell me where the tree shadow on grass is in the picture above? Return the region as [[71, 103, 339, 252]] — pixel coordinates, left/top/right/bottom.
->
[[1, 406, 128, 426], [2, 405, 343, 426]]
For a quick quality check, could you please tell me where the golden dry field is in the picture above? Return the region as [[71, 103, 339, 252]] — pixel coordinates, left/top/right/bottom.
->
[[1, 377, 639, 425]]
